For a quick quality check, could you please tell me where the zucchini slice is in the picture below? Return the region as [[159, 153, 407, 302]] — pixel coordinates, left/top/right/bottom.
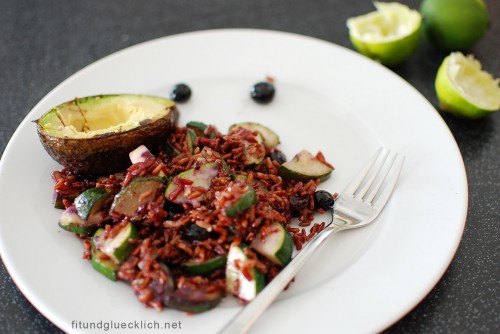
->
[[243, 133, 265, 167], [90, 229, 120, 281], [93, 223, 137, 264], [278, 149, 333, 182], [164, 141, 181, 157], [74, 187, 111, 221], [180, 256, 227, 276], [167, 285, 224, 313], [226, 243, 265, 303], [229, 122, 280, 149], [53, 190, 79, 209], [230, 174, 268, 193], [251, 222, 293, 266], [225, 186, 257, 217], [228, 126, 266, 167], [110, 176, 164, 217], [164, 162, 219, 207], [185, 128, 197, 154], [186, 121, 208, 137], [58, 205, 102, 235]]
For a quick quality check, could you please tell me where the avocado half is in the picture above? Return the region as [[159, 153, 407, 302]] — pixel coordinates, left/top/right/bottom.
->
[[36, 94, 178, 175]]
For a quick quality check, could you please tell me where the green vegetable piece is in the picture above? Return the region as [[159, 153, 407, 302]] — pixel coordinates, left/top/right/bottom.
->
[[278, 149, 333, 182], [229, 122, 280, 149], [185, 128, 197, 154], [167, 287, 224, 313], [74, 187, 110, 221], [93, 223, 137, 264], [90, 230, 120, 281], [164, 142, 181, 157], [251, 222, 293, 266], [186, 121, 208, 137], [164, 162, 219, 207], [180, 256, 227, 276], [226, 243, 265, 303], [225, 187, 257, 217], [58, 205, 101, 235], [111, 176, 164, 217]]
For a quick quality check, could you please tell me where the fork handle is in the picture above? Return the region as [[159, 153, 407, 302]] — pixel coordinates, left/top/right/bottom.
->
[[218, 222, 345, 334]]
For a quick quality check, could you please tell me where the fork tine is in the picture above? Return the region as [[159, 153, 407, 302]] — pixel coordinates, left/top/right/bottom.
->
[[362, 151, 397, 203], [344, 147, 384, 196], [372, 153, 405, 211], [355, 149, 390, 199]]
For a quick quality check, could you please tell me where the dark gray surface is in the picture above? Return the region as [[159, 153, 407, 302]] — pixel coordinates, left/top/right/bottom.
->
[[1, 0, 498, 333]]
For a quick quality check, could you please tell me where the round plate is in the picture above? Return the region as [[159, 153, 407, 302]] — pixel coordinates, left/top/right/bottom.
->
[[0, 29, 467, 333]]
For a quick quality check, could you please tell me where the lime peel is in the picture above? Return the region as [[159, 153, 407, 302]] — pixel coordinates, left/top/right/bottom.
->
[[436, 52, 500, 118], [420, 0, 490, 51], [346, 2, 421, 66]]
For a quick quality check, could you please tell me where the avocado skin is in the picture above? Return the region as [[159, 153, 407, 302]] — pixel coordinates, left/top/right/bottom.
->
[[36, 97, 178, 176]]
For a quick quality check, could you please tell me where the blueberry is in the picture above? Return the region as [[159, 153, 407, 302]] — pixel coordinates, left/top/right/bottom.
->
[[313, 190, 335, 210], [180, 222, 210, 242], [250, 82, 275, 103], [170, 83, 192, 102]]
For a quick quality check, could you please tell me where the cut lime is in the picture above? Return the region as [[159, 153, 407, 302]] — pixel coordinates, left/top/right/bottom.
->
[[435, 52, 500, 118], [346, 2, 421, 67], [420, 0, 489, 51]]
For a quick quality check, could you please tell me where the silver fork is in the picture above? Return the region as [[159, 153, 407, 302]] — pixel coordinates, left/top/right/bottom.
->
[[218, 147, 405, 334]]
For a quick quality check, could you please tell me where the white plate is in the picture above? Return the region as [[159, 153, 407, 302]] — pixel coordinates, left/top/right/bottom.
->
[[0, 29, 467, 333]]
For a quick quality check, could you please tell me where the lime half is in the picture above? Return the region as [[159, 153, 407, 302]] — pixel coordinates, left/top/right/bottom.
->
[[436, 52, 500, 118], [346, 2, 421, 67]]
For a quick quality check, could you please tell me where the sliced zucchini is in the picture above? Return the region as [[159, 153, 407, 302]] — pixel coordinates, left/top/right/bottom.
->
[[221, 159, 231, 174], [225, 186, 257, 217], [229, 126, 265, 166], [186, 121, 208, 137], [58, 205, 101, 235], [230, 174, 268, 192], [231, 174, 248, 182], [135, 263, 175, 305], [226, 243, 265, 303], [229, 122, 280, 149], [74, 187, 111, 221], [90, 229, 120, 281], [93, 223, 137, 264], [164, 141, 181, 157], [251, 222, 293, 266], [53, 191, 78, 209], [167, 285, 224, 313], [185, 128, 197, 154], [164, 162, 219, 207], [180, 256, 227, 276], [278, 149, 333, 182], [110, 176, 164, 217], [243, 133, 265, 167]]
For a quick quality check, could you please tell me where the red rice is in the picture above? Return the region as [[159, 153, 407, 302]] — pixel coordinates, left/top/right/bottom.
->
[[52, 122, 334, 311]]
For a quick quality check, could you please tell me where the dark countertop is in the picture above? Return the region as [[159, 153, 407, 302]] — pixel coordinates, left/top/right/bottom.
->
[[1, 0, 498, 333]]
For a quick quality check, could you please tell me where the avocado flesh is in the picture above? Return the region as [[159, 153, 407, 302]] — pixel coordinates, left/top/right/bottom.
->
[[36, 94, 178, 175], [39, 95, 175, 138]]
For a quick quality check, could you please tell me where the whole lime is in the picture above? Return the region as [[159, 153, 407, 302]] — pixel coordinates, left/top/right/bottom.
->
[[420, 0, 490, 51]]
